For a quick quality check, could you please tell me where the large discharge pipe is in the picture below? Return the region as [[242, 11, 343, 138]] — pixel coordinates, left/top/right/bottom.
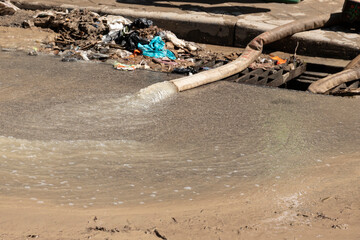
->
[[308, 0, 360, 94], [170, 12, 342, 92]]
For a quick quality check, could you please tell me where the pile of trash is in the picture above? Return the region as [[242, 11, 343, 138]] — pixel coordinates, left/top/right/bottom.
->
[[22, 9, 238, 74], [32, 9, 108, 50]]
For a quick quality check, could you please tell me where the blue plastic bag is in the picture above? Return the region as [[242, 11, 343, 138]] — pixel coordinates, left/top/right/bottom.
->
[[138, 36, 176, 60]]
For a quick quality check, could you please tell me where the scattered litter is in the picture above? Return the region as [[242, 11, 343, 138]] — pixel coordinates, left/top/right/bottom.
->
[[79, 51, 90, 61], [138, 36, 176, 60], [28, 47, 38, 56], [118, 31, 149, 52], [114, 49, 132, 58], [249, 56, 278, 70], [136, 60, 151, 70], [101, 15, 131, 44], [103, 15, 131, 35], [270, 56, 287, 65], [130, 49, 141, 57], [162, 30, 198, 51], [114, 62, 137, 71], [130, 18, 153, 29], [172, 67, 195, 75], [163, 30, 186, 49]]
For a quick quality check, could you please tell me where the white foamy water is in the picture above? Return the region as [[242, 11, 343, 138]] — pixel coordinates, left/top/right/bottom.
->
[[99, 81, 178, 114], [21, 81, 179, 133], [137, 81, 179, 104], [82, 81, 177, 115]]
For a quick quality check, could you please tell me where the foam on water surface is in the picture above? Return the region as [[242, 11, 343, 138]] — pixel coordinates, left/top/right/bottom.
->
[[77, 81, 178, 116], [137, 81, 178, 104]]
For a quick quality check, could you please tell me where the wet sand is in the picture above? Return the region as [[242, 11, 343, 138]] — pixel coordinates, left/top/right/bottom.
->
[[0, 44, 360, 239]]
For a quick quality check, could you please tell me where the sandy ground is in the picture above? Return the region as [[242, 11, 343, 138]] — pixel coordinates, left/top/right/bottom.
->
[[0, 16, 360, 240], [0, 26, 55, 51], [1, 152, 359, 240]]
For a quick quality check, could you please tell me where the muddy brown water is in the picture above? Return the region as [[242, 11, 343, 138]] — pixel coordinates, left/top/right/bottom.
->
[[0, 51, 359, 209]]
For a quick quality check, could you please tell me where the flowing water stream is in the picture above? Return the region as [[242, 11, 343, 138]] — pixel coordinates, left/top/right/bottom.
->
[[0, 51, 359, 209]]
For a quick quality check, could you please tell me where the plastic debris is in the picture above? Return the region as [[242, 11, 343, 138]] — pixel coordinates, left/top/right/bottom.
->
[[249, 55, 287, 70], [130, 18, 153, 29], [270, 56, 287, 65], [162, 31, 186, 48], [138, 36, 176, 60], [172, 67, 196, 75], [162, 30, 199, 51], [118, 31, 149, 52], [201, 67, 212, 71], [28, 47, 38, 56], [135, 60, 151, 70], [128, 49, 142, 58], [114, 49, 132, 58], [79, 51, 90, 61], [101, 15, 131, 43], [114, 62, 137, 71], [104, 15, 131, 34]]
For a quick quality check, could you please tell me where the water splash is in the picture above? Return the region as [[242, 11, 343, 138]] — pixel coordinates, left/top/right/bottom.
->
[[100, 81, 178, 112], [136, 81, 179, 104], [55, 81, 178, 122]]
